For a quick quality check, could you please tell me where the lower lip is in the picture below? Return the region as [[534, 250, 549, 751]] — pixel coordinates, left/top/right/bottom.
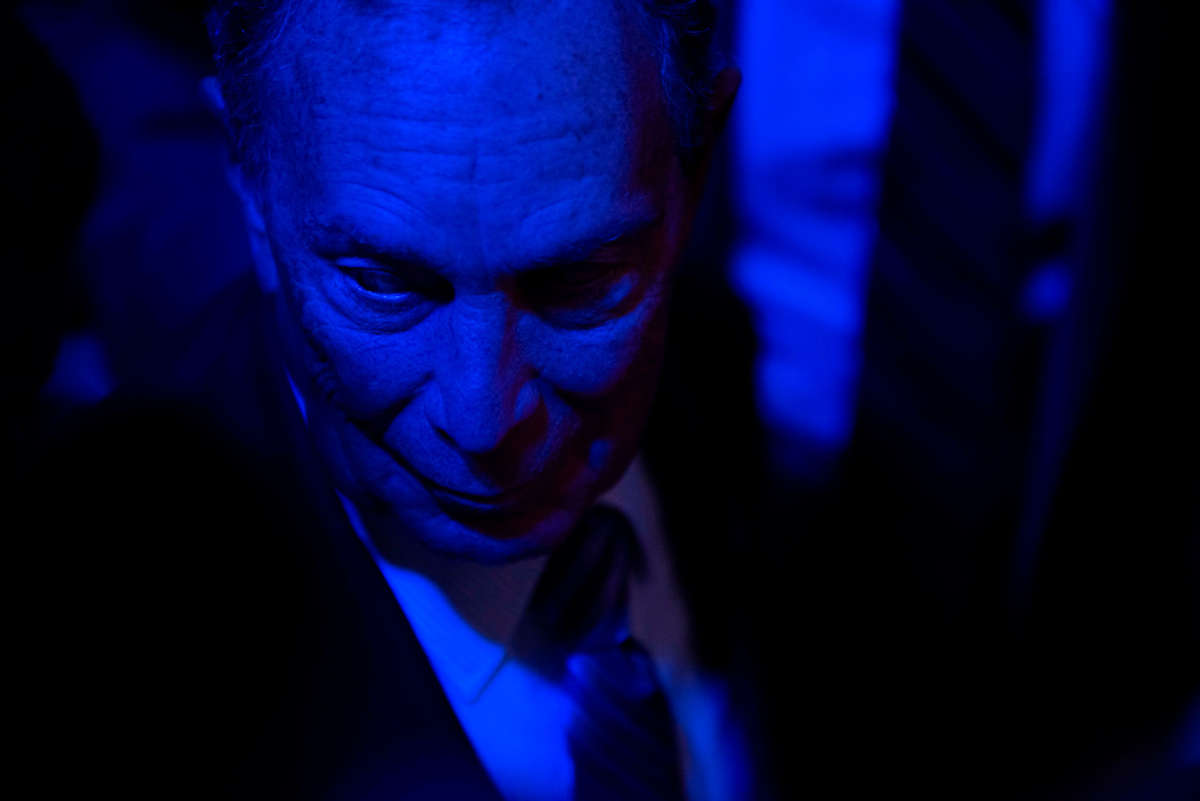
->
[[426, 484, 528, 514], [376, 442, 556, 536], [429, 484, 558, 540]]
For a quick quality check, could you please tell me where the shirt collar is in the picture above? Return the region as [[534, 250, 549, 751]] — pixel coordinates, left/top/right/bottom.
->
[[287, 366, 635, 702], [289, 367, 510, 701], [338, 489, 511, 703]]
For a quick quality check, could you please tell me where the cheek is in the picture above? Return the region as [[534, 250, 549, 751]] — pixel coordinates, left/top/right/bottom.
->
[[287, 277, 433, 419], [526, 288, 670, 398]]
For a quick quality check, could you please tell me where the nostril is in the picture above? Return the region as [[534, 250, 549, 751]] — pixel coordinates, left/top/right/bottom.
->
[[423, 383, 449, 435], [427, 381, 541, 455], [512, 382, 540, 427]]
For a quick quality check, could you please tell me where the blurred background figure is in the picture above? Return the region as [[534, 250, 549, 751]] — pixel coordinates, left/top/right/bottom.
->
[[4, 10, 308, 798], [1, 4, 99, 452], [658, 1, 1197, 799], [730, 0, 898, 477], [19, 0, 252, 402]]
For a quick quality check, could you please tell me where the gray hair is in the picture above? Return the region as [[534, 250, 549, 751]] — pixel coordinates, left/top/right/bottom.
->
[[206, 0, 721, 181]]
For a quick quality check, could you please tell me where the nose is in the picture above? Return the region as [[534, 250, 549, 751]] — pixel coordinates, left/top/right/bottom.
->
[[426, 299, 538, 455]]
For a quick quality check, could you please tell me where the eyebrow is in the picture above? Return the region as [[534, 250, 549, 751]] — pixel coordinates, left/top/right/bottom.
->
[[305, 210, 662, 274], [529, 213, 663, 269], [303, 219, 444, 281]]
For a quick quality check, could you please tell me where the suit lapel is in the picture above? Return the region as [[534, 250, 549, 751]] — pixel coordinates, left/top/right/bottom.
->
[[213, 278, 505, 800]]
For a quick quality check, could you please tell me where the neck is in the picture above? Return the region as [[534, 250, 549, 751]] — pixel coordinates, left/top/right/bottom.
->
[[349, 498, 549, 646], [287, 364, 549, 646]]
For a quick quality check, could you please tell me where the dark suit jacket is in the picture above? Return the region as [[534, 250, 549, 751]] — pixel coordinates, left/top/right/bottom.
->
[[17, 274, 506, 800]]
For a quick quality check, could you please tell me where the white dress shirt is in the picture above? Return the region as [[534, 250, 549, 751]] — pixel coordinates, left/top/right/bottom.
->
[[287, 371, 736, 801], [338, 491, 579, 801], [287, 368, 582, 800]]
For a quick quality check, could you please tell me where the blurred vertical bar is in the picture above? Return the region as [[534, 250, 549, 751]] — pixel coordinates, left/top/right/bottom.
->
[[729, 0, 899, 479], [1010, 0, 1113, 619]]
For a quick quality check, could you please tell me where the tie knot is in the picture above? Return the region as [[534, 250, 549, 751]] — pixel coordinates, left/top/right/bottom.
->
[[514, 504, 645, 664], [510, 504, 685, 800]]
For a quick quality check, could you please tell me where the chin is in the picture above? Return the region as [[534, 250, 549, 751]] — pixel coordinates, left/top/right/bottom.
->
[[370, 447, 634, 565], [320, 404, 640, 564], [410, 502, 582, 564]]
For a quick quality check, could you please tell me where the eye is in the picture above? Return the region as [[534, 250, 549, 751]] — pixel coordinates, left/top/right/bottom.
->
[[546, 264, 619, 301], [337, 258, 418, 297], [526, 263, 618, 306], [521, 262, 640, 327]]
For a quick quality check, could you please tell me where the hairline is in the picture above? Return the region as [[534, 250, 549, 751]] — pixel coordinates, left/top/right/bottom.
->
[[209, 0, 719, 185]]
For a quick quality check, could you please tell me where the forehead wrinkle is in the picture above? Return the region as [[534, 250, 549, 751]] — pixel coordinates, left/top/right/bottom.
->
[[308, 189, 487, 271], [275, 0, 659, 165], [268, 0, 670, 276], [300, 46, 626, 159], [301, 191, 428, 249], [516, 204, 663, 270], [259, 0, 672, 171], [288, 0, 647, 119], [308, 112, 482, 157]]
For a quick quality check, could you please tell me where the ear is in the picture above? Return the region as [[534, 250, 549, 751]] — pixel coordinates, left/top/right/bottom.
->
[[201, 76, 280, 293], [684, 65, 742, 206]]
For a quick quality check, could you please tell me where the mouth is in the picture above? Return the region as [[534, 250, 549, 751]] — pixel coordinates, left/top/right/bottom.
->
[[423, 480, 534, 513], [373, 438, 536, 513], [373, 436, 576, 537], [426, 475, 563, 541]]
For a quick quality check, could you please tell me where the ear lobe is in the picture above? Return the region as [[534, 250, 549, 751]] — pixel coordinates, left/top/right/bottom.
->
[[201, 75, 280, 293]]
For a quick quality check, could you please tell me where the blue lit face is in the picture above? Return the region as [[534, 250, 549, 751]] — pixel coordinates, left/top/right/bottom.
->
[[244, 1, 699, 561]]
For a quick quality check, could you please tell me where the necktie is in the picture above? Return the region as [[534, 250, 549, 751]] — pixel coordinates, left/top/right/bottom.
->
[[854, 0, 1038, 615], [566, 638, 684, 801], [824, 1, 1040, 792], [514, 504, 686, 801]]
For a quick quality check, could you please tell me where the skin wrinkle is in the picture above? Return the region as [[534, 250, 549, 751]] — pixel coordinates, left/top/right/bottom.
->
[[443, 294, 526, 447], [327, 186, 432, 231], [316, 169, 658, 282], [215, 0, 718, 189]]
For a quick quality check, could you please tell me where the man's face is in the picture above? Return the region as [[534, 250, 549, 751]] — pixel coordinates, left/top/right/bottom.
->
[[250, 0, 698, 561]]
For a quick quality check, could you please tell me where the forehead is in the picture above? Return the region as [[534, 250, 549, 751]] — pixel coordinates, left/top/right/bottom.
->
[[267, 0, 671, 271]]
